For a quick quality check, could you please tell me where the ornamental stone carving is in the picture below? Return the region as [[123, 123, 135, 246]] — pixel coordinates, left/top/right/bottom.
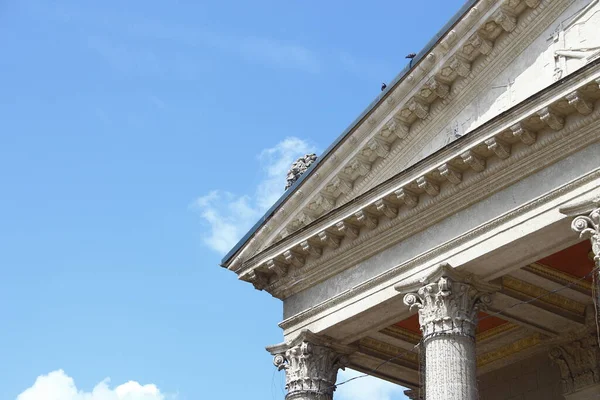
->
[[267, 331, 350, 400], [560, 193, 600, 286], [569, 202, 600, 264], [397, 263, 499, 340], [549, 332, 600, 395], [396, 264, 499, 400], [286, 154, 318, 190]]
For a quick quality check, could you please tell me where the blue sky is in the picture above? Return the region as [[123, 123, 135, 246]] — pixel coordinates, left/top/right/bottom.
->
[[0, 1, 464, 399]]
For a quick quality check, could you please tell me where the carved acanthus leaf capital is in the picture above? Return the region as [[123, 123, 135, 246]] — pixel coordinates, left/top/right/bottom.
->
[[560, 195, 600, 263], [396, 263, 499, 340], [267, 331, 351, 399], [549, 332, 600, 394]]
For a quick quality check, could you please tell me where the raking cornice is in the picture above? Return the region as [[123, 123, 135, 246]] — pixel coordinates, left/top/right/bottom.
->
[[224, 0, 557, 271], [236, 59, 600, 300]]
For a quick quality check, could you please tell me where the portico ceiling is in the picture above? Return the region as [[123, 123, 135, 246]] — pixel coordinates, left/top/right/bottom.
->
[[349, 241, 596, 387]]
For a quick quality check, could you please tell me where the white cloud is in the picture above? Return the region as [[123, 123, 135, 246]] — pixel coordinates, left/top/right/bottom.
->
[[16, 370, 168, 400], [336, 369, 408, 400], [192, 137, 316, 255]]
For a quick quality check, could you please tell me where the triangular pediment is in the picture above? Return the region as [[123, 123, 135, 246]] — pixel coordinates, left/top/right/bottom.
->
[[223, 0, 599, 271]]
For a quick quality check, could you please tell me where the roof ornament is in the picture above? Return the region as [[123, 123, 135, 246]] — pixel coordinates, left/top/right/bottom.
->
[[285, 153, 317, 190]]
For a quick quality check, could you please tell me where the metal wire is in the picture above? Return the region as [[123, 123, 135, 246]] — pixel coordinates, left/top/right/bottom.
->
[[324, 266, 600, 393]]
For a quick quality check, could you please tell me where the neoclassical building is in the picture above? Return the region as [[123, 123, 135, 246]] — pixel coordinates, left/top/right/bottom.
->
[[221, 0, 600, 399]]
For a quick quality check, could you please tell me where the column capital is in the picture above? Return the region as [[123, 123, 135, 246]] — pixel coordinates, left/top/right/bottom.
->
[[560, 195, 600, 263], [267, 330, 351, 400], [549, 331, 600, 395], [395, 263, 499, 340]]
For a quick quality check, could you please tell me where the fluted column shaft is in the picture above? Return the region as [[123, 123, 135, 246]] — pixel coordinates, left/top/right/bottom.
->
[[398, 264, 498, 400], [423, 334, 477, 400]]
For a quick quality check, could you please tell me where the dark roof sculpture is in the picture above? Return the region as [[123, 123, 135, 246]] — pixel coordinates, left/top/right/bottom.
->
[[285, 153, 318, 190]]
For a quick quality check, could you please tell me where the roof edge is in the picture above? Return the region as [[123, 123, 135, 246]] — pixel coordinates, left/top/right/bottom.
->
[[221, 0, 480, 267]]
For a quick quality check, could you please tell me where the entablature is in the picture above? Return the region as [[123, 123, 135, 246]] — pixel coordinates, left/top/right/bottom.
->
[[235, 60, 600, 299]]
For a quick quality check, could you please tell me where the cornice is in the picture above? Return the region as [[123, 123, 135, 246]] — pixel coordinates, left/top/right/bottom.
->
[[237, 62, 600, 299], [229, 0, 556, 269], [342, 0, 567, 201], [277, 167, 600, 332]]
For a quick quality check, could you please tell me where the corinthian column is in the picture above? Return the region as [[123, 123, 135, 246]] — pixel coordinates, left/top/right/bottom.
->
[[560, 195, 600, 328], [395, 263, 498, 400], [267, 330, 350, 400], [567, 199, 600, 265]]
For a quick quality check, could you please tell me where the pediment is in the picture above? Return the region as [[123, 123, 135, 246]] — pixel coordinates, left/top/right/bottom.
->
[[223, 0, 599, 272]]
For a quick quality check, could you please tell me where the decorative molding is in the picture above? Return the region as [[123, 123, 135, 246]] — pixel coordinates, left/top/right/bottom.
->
[[300, 240, 322, 258], [267, 259, 289, 277], [354, 210, 378, 230], [567, 90, 594, 116], [318, 231, 341, 249], [485, 137, 511, 160], [477, 333, 543, 367], [335, 221, 359, 240], [283, 251, 305, 269], [510, 122, 536, 145], [380, 325, 421, 345], [523, 262, 593, 294], [476, 322, 518, 342], [438, 163, 462, 185], [395, 188, 419, 208], [375, 199, 398, 219], [501, 275, 587, 316], [538, 106, 565, 130], [417, 176, 440, 197]]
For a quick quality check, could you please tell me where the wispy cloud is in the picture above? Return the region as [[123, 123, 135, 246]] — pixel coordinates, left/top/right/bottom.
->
[[337, 369, 408, 400], [16, 370, 173, 400], [192, 137, 316, 255]]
